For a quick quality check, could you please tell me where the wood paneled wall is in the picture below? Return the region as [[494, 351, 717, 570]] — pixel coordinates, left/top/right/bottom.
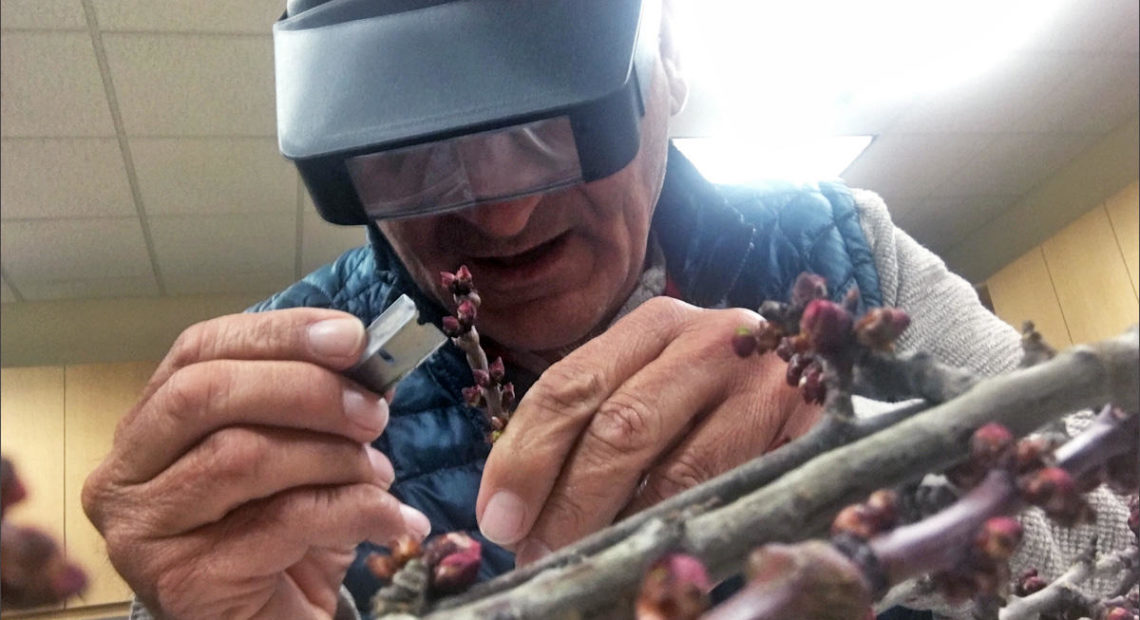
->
[[1, 361, 157, 619], [987, 180, 1139, 346]]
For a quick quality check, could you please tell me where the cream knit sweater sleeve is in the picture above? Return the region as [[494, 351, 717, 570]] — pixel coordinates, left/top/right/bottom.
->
[[852, 189, 1134, 618]]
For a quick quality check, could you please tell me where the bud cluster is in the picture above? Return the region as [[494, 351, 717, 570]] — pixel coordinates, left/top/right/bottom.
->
[[368, 531, 484, 613], [439, 265, 515, 442], [930, 516, 1024, 601], [732, 273, 912, 406]]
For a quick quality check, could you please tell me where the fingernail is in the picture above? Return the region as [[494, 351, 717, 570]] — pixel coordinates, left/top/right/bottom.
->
[[515, 538, 551, 566], [400, 504, 431, 540], [344, 387, 389, 432], [480, 491, 527, 544], [308, 318, 364, 359], [367, 447, 395, 487]]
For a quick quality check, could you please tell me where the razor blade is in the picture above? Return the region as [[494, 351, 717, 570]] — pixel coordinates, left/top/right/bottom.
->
[[344, 294, 448, 394]]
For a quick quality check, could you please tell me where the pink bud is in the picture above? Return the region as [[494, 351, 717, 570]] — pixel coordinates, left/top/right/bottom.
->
[[775, 335, 807, 362], [1014, 569, 1047, 597], [800, 299, 853, 353], [970, 423, 1016, 470], [854, 307, 911, 351], [500, 383, 516, 409], [442, 315, 465, 338], [442, 265, 474, 295], [790, 273, 828, 307], [636, 553, 710, 620], [472, 368, 491, 388], [1020, 467, 1093, 526], [975, 517, 1022, 560], [1103, 607, 1133, 620], [732, 327, 758, 358], [426, 533, 482, 594], [490, 415, 506, 432], [488, 357, 506, 383], [456, 299, 477, 326], [800, 365, 826, 405], [432, 550, 482, 594], [462, 386, 483, 407]]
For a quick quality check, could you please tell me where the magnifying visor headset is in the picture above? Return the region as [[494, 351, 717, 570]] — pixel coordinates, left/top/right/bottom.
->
[[274, 0, 662, 224]]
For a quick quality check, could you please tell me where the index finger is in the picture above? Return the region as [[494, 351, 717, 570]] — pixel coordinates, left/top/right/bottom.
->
[[476, 297, 696, 546], [138, 308, 368, 406]]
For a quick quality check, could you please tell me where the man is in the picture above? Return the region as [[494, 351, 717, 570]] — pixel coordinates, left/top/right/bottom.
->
[[81, 1, 1129, 618]]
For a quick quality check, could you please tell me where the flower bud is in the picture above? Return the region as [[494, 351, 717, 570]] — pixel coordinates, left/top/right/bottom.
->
[[390, 534, 422, 566], [755, 321, 785, 354], [865, 490, 899, 531], [732, 327, 757, 358], [1020, 467, 1092, 526], [842, 287, 862, 315], [786, 353, 813, 387], [500, 382, 516, 409], [441, 266, 474, 295], [854, 307, 911, 352], [1014, 437, 1055, 474], [442, 315, 466, 338], [425, 532, 482, 595], [431, 550, 482, 594], [366, 552, 400, 581], [800, 364, 826, 405], [1014, 569, 1047, 597], [635, 553, 710, 620], [970, 423, 1016, 471], [423, 532, 480, 567], [975, 517, 1022, 561], [791, 273, 828, 307], [488, 357, 506, 383], [801, 299, 853, 353], [831, 504, 877, 540], [456, 299, 477, 326], [462, 386, 484, 407], [759, 300, 790, 324], [490, 415, 506, 432], [472, 368, 491, 388], [1102, 607, 1133, 620]]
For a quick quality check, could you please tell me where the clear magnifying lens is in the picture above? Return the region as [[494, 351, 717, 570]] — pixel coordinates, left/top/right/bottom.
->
[[346, 116, 582, 219]]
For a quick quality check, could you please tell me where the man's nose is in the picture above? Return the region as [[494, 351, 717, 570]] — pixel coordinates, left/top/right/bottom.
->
[[454, 194, 543, 238]]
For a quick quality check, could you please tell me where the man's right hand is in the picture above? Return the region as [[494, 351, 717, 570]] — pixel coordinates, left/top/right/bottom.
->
[[82, 309, 430, 619]]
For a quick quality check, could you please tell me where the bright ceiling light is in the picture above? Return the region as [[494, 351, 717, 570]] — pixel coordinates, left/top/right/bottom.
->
[[674, 136, 873, 185], [670, 0, 1072, 137]]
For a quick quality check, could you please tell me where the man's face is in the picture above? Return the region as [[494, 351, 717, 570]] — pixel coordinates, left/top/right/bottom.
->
[[377, 58, 676, 354]]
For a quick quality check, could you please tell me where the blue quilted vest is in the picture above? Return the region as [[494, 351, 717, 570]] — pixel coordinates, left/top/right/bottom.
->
[[251, 144, 883, 613]]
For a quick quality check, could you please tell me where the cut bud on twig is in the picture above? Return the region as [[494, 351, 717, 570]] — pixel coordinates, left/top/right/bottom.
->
[[636, 553, 711, 620]]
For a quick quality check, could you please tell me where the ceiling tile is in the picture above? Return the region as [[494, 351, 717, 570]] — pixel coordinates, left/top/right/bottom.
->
[[17, 276, 159, 301], [149, 213, 295, 278], [91, 0, 281, 34], [102, 33, 276, 136], [301, 208, 369, 275], [840, 133, 993, 199], [886, 53, 1075, 134], [0, 0, 87, 30], [901, 195, 1012, 255], [1, 138, 134, 219], [132, 138, 296, 215], [932, 133, 1099, 197], [0, 218, 154, 282], [0, 276, 16, 303], [163, 271, 295, 297], [1033, 55, 1140, 134], [0, 32, 116, 137]]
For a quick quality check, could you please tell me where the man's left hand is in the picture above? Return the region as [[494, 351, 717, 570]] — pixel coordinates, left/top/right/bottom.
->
[[476, 297, 821, 565]]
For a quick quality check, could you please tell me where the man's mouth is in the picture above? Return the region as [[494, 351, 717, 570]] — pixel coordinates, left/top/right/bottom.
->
[[476, 235, 566, 267], [465, 233, 573, 293]]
